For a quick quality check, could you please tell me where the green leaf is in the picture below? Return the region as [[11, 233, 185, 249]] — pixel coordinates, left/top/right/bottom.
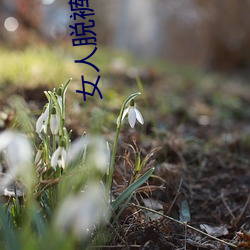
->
[[179, 199, 191, 222], [112, 193, 133, 225], [0, 208, 21, 250], [112, 167, 154, 211], [32, 209, 46, 237]]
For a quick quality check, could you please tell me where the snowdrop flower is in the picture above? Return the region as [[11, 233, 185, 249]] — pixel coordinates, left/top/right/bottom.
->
[[57, 95, 63, 112], [50, 106, 59, 135], [35, 143, 43, 164], [0, 130, 33, 190], [67, 136, 110, 173], [88, 137, 110, 173], [54, 182, 109, 240], [36, 103, 49, 133], [51, 143, 67, 169], [121, 99, 144, 128]]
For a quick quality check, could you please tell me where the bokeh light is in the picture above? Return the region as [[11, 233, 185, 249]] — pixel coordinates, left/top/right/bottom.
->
[[41, 0, 55, 5], [4, 17, 19, 32]]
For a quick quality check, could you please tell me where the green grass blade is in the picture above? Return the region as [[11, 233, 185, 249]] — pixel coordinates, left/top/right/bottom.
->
[[112, 167, 154, 211], [112, 193, 133, 225]]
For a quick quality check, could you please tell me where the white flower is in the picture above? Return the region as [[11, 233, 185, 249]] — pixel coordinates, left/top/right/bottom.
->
[[35, 144, 43, 164], [0, 130, 33, 190], [57, 95, 63, 112], [36, 104, 49, 133], [56, 87, 63, 112], [54, 182, 109, 240], [67, 136, 110, 173], [51, 145, 67, 169], [120, 100, 144, 128], [50, 106, 59, 135], [89, 137, 110, 173], [35, 149, 42, 164]]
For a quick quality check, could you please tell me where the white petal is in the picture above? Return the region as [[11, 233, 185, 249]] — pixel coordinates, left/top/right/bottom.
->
[[36, 104, 50, 134], [1, 132, 33, 190], [121, 107, 129, 121], [51, 147, 61, 168], [58, 159, 64, 169], [60, 148, 67, 169], [93, 138, 110, 173], [57, 96, 63, 112], [50, 114, 59, 135], [41, 122, 47, 133], [6, 134, 32, 170], [35, 150, 42, 164], [116, 116, 120, 125], [135, 109, 144, 125], [36, 113, 45, 133], [67, 137, 88, 163], [0, 130, 14, 151], [128, 107, 136, 128], [44, 104, 50, 119], [54, 183, 109, 240]]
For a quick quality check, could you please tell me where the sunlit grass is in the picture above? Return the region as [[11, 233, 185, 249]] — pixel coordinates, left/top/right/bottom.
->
[[0, 45, 81, 87], [0, 44, 209, 88]]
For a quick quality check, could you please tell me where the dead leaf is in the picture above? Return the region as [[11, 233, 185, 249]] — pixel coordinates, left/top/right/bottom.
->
[[200, 224, 229, 237], [237, 231, 250, 248], [143, 198, 163, 211]]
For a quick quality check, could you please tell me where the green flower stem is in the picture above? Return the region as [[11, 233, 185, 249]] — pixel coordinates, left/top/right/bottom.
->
[[61, 78, 71, 127], [106, 92, 141, 196], [45, 96, 53, 164], [52, 134, 56, 152]]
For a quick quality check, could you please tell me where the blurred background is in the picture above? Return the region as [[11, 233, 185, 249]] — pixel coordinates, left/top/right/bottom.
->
[[1, 0, 250, 72]]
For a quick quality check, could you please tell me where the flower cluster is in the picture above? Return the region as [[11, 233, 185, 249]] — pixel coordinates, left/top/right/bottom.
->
[[36, 89, 62, 136], [35, 84, 69, 173], [0, 75, 151, 249]]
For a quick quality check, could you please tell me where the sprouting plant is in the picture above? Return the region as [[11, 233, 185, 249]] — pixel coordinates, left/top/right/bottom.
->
[[106, 92, 154, 220], [107, 92, 142, 194], [34, 79, 72, 198]]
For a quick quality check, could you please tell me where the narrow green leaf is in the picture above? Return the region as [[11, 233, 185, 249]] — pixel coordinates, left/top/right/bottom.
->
[[62, 78, 71, 98], [112, 167, 154, 211], [112, 193, 133, 225], [0, 208, 21, 250], [32, 210, 45, 237], [135, 152, 141, 172]]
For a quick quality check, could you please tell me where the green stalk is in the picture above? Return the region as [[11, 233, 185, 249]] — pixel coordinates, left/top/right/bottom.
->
[[106, 92, 141, 196], [52, 134, 56, 152], [61, 78, 71, 127], [43, 93, 53, 164]]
